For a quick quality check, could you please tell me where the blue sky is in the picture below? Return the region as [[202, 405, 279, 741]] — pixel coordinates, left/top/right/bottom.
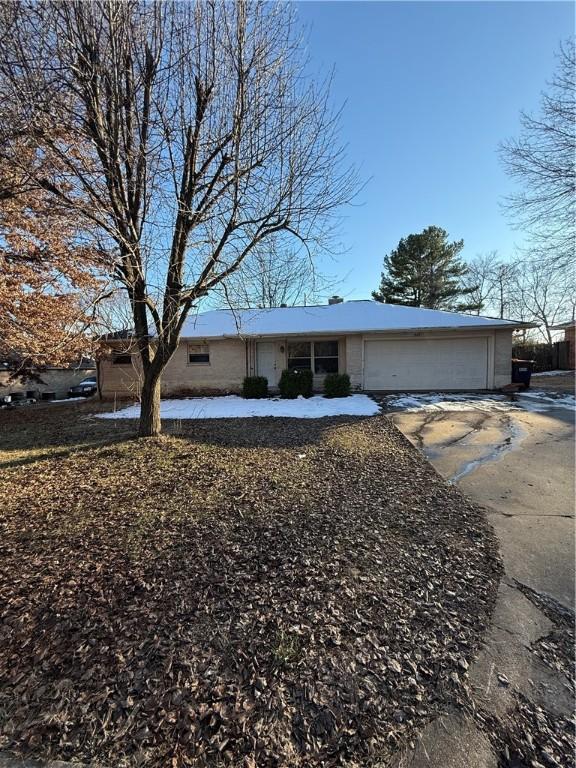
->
[[295, 1, 574, 300]]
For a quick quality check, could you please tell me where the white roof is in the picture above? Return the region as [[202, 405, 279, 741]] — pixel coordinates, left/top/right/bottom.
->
[[550, 320, 575, 330], [180, 300, 523, 339]]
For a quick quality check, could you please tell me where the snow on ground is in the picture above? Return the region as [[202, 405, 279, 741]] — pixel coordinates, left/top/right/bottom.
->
[[531, 370, 574, 377], [385, 391, 576, 414], [386, 393, 514, 413], [515, 391, 576, 411], [96, 394, 381, 420]]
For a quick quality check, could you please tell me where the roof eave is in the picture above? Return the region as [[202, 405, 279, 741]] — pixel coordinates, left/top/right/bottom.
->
[[550, 322, 575, 330], [180, 322, 530, 340]]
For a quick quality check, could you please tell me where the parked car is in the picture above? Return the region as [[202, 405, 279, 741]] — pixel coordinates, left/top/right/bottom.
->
[[68, 376, 98, 398]]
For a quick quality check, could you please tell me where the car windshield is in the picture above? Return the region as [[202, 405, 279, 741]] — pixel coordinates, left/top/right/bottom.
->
[[81, 377, 96, 384]]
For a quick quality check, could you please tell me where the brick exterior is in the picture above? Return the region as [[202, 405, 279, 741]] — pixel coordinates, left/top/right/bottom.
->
[[98, 329, 514, 397]]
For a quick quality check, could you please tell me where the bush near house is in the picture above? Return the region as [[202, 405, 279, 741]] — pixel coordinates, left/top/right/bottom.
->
[[324, 373, 351, 398], [242, 376, 269, 399], [279, 369, 313, 399]]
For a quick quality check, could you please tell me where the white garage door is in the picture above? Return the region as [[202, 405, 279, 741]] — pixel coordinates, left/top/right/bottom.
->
[[364, 337, 489, 390]]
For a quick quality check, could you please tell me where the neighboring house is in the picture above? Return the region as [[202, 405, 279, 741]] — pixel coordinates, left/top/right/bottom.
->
[[99, 299, 531, 397], [0, 359, 96, 400], [550, 321, 575, 369]]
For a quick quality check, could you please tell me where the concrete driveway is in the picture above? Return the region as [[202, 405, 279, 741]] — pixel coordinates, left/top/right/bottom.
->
[[388, 386, 575, 768]]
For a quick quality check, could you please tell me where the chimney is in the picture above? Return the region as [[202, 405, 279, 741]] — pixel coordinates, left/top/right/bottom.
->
[[328, 296, 343, 305]]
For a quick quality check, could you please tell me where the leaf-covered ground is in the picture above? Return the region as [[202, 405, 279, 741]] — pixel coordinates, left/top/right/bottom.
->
[[0, 402, 501, 767]]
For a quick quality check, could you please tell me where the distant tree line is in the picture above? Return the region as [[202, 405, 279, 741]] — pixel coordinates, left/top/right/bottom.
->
[[372, 227, 574, 344], [464, 252, 574, 345]]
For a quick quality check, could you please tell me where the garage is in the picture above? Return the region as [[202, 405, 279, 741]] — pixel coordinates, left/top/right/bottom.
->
[[363, 336, 489, 390]]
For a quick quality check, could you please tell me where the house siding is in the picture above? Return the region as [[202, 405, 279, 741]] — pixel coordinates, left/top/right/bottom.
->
[[494, 329, 512, 388], [98, 327, 514, 397], [345, 335, 363, 389], [162, 339, 247, 394], [99, 339, 247, 398]]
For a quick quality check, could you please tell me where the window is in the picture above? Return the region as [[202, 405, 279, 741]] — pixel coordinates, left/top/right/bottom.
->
[[287, 340, 339, 374], [112, 352, 132, 365], [188, 344, 210, 365], [314, 340, 339, 374], [287, 341, 311, 371]]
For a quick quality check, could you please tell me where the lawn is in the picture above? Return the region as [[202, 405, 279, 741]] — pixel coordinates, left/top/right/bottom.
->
[[0, 401, 501, 767]]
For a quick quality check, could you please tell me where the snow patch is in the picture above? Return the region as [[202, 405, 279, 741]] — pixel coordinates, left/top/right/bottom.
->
[[96, 394, 381, 420], [531, 370, 574, 377], [385, 393, 512, 413], [515, 391, 576, 412], [385, 391, 575, 414]]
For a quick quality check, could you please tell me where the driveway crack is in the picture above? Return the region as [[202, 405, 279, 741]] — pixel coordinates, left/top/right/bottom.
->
[[488, 511, 574, 519], [512, 579, 575, 625], [449, 415, 525, 483], [410, 412, 443, 450]]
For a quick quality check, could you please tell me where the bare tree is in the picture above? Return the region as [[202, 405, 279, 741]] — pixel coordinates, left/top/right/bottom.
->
[[512, 258, 575, 344], [463, 251, 501, 315], [0, 1, 356, 435], [215, 236, 337, 308], [464, 253, 521, 319], [492, 262, 519, 320], [500, 40, 575, 268], [466, 251, 573, 339]]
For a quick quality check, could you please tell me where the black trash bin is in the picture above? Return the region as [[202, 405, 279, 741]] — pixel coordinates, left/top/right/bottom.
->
[[511, 359, 534, 389]]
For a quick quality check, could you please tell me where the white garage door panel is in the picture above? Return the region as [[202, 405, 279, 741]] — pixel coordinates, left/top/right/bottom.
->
[[364, 337, 488, 390]]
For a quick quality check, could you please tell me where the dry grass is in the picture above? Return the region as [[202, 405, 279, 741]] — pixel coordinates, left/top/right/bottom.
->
[[0, 402, 501, 767]]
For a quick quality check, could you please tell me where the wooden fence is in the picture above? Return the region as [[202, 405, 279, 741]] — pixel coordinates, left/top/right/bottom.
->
[[512, 341, 571, 372]]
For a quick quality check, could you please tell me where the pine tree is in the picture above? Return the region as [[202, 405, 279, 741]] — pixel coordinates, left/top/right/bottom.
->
[[372, 226, 480, 312]]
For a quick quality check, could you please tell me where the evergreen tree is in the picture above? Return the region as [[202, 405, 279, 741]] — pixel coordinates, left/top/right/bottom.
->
[[372, 226, 480, 312]]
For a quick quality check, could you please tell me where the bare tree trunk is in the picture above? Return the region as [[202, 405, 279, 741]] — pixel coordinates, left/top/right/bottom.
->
[[0, 1, 357, 439], [139, 370, 161, 437]]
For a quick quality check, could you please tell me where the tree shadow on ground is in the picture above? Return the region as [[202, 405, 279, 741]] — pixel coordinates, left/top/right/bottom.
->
[[0, 400, 380, 467], [163, 414, 378, 449], [0, 400, 136, 469]]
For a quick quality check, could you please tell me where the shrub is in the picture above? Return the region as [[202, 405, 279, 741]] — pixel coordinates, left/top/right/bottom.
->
[[279, 368, 313, 399], [324, 373, 351, 398], [242, 376, 268, 399]]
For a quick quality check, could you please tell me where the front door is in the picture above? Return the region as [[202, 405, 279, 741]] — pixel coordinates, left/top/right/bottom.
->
[[256, 342, 278, 387]]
